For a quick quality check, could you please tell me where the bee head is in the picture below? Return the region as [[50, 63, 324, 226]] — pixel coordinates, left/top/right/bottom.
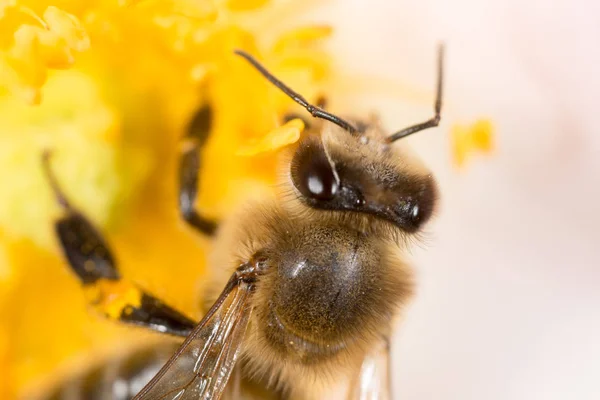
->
[[234, 48, 443, 233], [290, 124, 438, 233]]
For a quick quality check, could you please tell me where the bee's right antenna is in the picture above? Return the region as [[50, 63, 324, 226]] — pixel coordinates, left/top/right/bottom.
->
[[234, 50, 359, 135], [387, 44, 444, 142], [41, 150, 72, 210]]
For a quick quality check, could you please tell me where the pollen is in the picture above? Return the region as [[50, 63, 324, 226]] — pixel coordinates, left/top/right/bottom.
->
[[84, 279, 143, 320], [451, 119, 495, 168]]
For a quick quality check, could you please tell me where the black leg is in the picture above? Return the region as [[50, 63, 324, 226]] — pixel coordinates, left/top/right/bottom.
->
[[43, 152, 197, 338], [178, 105, 219, 236]]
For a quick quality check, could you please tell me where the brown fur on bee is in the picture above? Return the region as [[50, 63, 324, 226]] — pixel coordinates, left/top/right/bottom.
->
[[208, 115, 436, 399]]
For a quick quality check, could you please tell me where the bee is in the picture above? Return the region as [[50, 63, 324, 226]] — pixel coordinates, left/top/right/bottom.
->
[[40, 46, 443, 399]]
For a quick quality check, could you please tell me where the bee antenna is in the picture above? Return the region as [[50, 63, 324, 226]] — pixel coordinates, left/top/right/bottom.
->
[[234, 50, 359, 135], [41, 150, 72, 210], [387, 44, 444, 142]]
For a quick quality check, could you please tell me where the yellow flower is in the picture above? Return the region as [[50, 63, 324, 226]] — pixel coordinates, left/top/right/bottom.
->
[[236, 117, 304, 155], [0, 1, 331, 398], [0, 4, 90, 103]]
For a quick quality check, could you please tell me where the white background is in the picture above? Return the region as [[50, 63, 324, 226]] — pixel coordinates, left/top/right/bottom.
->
[[303, 0, 600, 399]]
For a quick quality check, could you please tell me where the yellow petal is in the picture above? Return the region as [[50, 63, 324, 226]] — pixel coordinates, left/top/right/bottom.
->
[[133, 0, 218, 20], [237, 118, 305, 156], [0, 56, 38, 104], [0, 0, 16, 19], [6, 26, 47, 103], [226, 0, 270, 12], [0, 6, 89, 102], [43, 6, 90, 52], [35, 7, 90, 68], [274, 50, 331, 81], [273, 25, 332, 54]]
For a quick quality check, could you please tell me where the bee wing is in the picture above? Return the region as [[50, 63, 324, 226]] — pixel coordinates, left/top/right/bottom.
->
[[349, 339, 391, 400], [133, 278, 253, 400]]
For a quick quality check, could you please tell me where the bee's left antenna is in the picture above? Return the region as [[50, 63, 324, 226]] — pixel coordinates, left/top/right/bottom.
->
[[234, 50, 359, 135], [41, 150, 72, 210]]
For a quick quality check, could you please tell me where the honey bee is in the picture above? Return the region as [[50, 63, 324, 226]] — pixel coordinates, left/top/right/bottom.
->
[[39, 46, 443, 399]]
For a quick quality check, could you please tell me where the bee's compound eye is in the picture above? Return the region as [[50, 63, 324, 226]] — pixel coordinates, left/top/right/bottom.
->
[[292, 139, 339, 202], [303, 161, 338, 200]]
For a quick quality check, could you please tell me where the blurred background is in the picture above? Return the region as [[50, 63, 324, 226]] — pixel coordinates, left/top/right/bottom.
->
[[1, 0, 599, 399], [309, 1, 600, 399]]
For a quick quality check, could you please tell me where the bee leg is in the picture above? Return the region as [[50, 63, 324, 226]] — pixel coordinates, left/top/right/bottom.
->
[[179, 104, 219, 236], [42, 152, 197, 338]]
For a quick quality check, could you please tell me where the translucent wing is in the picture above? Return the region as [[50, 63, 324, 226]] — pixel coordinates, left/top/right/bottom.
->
[[133, 279, 253, 400], [349, 339, 391, 400]]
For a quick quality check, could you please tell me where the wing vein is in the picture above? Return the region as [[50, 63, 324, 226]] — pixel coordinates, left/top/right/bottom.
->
[[133, 274, 255, 400]]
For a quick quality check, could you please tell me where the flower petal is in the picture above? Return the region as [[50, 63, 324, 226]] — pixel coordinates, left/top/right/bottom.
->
[[43, 6, 90, 52], [237, 118, 305, 156], [273, 25, 332, 54], [226, 0, 270, 12]]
